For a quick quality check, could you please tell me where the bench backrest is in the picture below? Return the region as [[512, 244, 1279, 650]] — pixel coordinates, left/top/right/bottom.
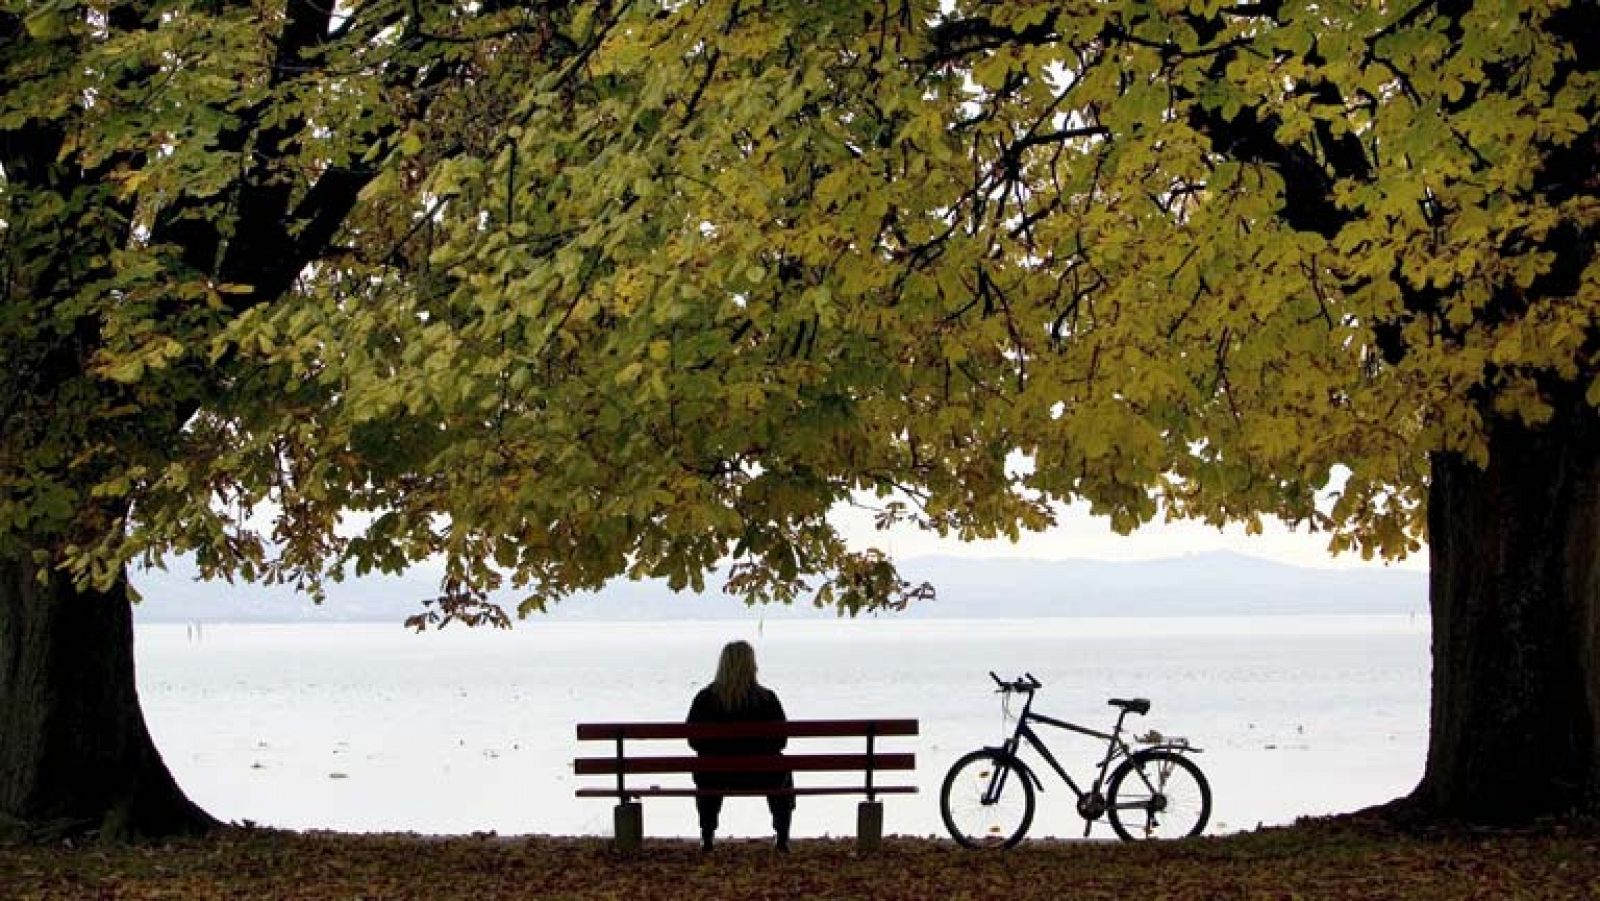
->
[[576, 719, 918, 742], [574, 718, 918, 799]]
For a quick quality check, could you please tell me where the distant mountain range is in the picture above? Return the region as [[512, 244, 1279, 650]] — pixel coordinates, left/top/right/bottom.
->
[[130, 551, 1427, 623]]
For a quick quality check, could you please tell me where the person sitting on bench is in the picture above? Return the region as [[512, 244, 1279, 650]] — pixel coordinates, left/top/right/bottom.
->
[[686, 640, 794, 852]]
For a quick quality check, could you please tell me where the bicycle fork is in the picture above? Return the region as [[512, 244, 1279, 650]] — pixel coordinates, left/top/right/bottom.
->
[[981, 740, 1022, 806]]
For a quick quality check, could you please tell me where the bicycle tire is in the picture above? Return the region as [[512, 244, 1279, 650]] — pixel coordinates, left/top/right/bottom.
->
[[940, 749, 1036, 849], [1105, 749, 1211, 841]]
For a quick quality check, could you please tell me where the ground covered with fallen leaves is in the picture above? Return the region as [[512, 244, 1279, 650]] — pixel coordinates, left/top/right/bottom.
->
[[4, 817, 1599, 900]]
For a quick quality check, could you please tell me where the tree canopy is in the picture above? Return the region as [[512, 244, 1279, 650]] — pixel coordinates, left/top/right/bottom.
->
[[4, 0, 1594, 613]]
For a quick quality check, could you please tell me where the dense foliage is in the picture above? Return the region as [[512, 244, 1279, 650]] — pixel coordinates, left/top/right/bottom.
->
[[5, 0, 1595, 615]]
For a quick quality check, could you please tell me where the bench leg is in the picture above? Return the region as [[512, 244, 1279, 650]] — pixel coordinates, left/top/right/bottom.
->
[[855, 801, 883, 854], [614, 801, 643, 854]]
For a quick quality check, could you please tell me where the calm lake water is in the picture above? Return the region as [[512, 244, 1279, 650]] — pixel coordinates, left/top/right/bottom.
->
[[134, 616, 1428, 839]]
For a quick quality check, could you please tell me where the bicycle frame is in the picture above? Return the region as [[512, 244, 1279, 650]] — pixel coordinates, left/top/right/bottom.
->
[[985, 689, 1138, 808]]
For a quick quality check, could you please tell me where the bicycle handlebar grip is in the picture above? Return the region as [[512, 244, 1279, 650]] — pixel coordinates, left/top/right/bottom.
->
[[989, 672, 1042, 692]]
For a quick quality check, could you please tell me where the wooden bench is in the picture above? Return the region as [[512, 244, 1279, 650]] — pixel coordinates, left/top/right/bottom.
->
[[575, 719, 918, 852]]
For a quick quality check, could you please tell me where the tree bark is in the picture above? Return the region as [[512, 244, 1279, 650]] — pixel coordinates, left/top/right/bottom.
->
[[1414, 400, 1600, 821], [0, 553, 217, 841]]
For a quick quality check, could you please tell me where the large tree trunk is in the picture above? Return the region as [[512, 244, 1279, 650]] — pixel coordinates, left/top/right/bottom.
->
[[1414, 401, 1600, 822], [0, 552, 216, 841]]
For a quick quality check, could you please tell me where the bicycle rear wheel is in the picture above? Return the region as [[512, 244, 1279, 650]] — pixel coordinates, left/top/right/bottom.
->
[[940, 749, 1035, 849], [1105, 749, 1211, 840]]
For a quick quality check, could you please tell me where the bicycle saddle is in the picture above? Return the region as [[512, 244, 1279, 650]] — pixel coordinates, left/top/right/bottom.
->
[[1108, 697, 1151, 715]]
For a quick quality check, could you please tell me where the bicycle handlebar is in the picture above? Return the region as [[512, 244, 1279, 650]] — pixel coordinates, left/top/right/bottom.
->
[[989, 671, 1043, 693]]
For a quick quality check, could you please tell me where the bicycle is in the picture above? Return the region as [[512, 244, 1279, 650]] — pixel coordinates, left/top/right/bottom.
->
[[940, 672, 1211, 848]]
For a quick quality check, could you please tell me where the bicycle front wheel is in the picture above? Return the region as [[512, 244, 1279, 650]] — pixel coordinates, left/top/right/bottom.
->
[[1106, 749, 1211, 841], [940, 749, 1036, 849]]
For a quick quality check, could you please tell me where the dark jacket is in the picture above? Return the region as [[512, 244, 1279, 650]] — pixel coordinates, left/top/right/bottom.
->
[[686, 685, 792, 791]]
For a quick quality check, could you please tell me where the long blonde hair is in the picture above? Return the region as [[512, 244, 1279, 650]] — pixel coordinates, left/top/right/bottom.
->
[[711, 640, 760, 710]]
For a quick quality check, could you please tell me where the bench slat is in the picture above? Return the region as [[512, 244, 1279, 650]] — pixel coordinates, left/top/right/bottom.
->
[[574, 752, 914, 776], [576, 719, 918, 741], [575, 786, 918, 798]]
